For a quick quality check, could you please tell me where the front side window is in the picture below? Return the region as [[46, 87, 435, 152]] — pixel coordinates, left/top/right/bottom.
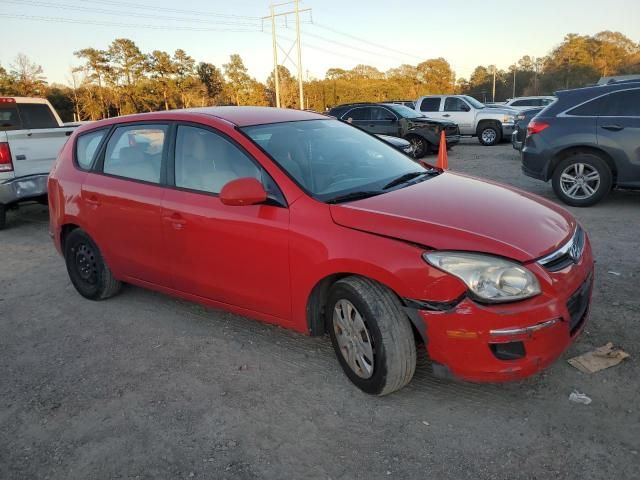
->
[[444, 97, 469, 112], [103, 124, 167, 184], [420, 97, 441, 112], [0, 106, 22, 131], [599, 89, 640, 117], [387, 104, 423, 119], [17, 104, 58, 129], [370, 107, 396, 121], [242, 119, 434, 202], [174, 125, 260, 194], [76, 129, 107, 170]]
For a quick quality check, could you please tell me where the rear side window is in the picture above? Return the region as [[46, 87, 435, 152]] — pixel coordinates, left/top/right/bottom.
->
[[567, 97, 603, 116], [0, 106, 22, 131], [344, 108, 370, 121], [600, 89, 640, 117], [420, 97, 441, 112], [17, 104, 58, 129], [76, 130, 107, 170], [103, 124, 167, 184]]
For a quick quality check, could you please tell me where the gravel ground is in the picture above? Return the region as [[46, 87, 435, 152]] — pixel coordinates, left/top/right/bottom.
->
[[1, 139, 639, 479]]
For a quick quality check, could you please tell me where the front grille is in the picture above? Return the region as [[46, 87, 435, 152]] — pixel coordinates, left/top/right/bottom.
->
[[538, 226, 585, 272], [566, 271, 592, 335]]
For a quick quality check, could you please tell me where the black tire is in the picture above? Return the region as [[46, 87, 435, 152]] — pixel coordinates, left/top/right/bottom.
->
[[326, 276, 416, 396], [0, 204, 6, 231], [477, 122, 502, 146], [405, 135, 429, 158], [551, 152, 613, 207], [64, 229, 121, 300]]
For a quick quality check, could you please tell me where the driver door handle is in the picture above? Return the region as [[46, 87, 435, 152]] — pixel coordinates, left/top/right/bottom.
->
[[442, 114, 451, 117], [163, 212, 187, 229], [601, 124, 624, 132]]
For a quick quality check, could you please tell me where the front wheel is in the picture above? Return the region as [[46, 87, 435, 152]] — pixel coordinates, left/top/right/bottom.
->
[[551, 153, 612, 207], [64, 229, 122, 300], [477, 122, 502, 146], [327, 276, 416, 396], [405, 135, 429, 158]]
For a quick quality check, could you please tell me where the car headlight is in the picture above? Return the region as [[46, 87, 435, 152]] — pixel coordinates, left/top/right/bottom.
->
[[503, 114, 515, 123], [423, 252, 541, 303]]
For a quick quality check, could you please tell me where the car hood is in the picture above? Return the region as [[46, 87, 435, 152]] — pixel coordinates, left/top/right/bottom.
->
[[481, 106, 518, 115], [329, 172, 576, 262]]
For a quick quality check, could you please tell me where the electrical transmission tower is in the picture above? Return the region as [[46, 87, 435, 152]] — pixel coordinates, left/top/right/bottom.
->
[[262, 1, 311, 109]]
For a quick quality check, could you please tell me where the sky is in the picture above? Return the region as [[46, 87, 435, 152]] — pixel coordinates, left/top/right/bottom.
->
[[1, 0, 639, 86]]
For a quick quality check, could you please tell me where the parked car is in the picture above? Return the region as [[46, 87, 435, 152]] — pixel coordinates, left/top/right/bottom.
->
[[329, 102, 460, 157], [502, 96, 556, 110], [49, 107, 594, 395], [415, 95, 516, 146], [522, 81, 640, 206], [0, 97, 78, 229], [512, 107, 543, 150], [376, 134, 416, 157]]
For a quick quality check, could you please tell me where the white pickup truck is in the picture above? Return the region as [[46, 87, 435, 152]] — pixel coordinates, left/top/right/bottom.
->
[[0, 97, 78, 229], [415, 95, 517, 146]]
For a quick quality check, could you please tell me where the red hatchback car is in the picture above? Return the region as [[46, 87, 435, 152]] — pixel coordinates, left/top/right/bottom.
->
[[48, 107, 594, 395]]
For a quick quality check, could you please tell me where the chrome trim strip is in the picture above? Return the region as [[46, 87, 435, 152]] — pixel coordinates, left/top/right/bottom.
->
[[538, 226, 584, 267], [489, 319, 559, 337]]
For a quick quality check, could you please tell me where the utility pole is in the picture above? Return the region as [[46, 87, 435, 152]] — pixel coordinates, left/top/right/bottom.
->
[[491, 65, 497, 102], [294, 0, 304, 110], [512, 64, 517, 99], [270, 4, 280, 108], [262, 2, 311, 110]]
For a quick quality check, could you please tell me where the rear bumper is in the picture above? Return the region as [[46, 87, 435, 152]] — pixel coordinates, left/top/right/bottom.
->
[[0, 174, 49, 205], [502, 123, 515, 137], [521, 147, 551, 181], [511, 130, 523, 150]]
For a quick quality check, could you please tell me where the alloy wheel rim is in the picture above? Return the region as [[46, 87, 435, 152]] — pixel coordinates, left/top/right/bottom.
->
[[560, 163, 601, 199], [74, 243, 98, 285], [333, 299, 374, 379], [482, 128, 497, 143], [409, 137, 424, 155]]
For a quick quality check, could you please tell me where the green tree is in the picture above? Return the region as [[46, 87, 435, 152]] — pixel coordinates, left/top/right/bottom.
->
[[147, 50, 176, 110], [74, 48, 111, 117], [197, 62, 225, 102], [223, 54, 252, 105], [108, 38, 146, 113]]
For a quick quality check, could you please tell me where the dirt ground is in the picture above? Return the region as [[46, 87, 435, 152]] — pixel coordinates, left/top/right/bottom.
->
[[1, 139, 639, 480]]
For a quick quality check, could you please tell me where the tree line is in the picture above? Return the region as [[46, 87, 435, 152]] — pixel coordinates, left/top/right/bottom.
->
[[1, 31, 638, 122]]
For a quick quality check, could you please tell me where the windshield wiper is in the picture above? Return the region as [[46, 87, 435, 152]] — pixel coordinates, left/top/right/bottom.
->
[[326, 190, 383, 204], [382, 171, 432, 190]]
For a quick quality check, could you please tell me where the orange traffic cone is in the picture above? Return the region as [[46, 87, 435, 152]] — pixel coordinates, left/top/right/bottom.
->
[[437, 130, 448, 170]]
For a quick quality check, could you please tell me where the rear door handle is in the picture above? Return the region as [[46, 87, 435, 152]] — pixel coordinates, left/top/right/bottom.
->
[[442, 114, 451, 117], [85, 195, 101, 207], [163, 213, 187, 229], [601, 124, 624, 131]]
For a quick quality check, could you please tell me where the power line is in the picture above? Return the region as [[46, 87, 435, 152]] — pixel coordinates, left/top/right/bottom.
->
[[310, 22, 423, 61], [263, 31, 367, 64], [3, 0, 262, 26], [78, 0, 261, 20], [0, 13, 261, 32]]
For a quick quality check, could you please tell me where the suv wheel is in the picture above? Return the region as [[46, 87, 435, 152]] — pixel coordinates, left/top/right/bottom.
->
[[326, 276, 416, 396], [477, 122, 502, 146], [552, 153, 612, 207], [64, 229, 122, 300]]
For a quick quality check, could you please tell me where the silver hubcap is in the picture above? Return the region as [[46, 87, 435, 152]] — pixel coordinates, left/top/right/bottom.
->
[[333, 299, 374, 379], [560, 163, 600, 199], [481, 128, 497, 143]]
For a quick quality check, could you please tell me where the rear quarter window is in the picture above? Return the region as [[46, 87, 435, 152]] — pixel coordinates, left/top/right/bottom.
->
[[567, 97, 603, 116], [75, 129, 108, 170], [420, 98, 441, 112]]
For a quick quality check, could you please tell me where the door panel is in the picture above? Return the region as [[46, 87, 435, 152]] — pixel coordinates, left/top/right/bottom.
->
[[597, 117, 640, 187], [367, 107, 401, 136], [162, 191, 291, 319], [441, 97, 474, 134]]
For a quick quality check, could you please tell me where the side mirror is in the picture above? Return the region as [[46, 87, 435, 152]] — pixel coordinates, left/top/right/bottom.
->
[[460, 104, 471, 112], [220, 177, 267, 206]]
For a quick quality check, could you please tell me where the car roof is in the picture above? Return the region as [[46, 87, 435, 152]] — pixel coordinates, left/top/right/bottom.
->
[[186, 106, 327, 126]]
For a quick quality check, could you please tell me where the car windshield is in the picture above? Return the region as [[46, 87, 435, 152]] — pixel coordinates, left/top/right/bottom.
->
[[242, 119, 435, 203], [385, 104, 423, 119], [462, 95, 485, 109]]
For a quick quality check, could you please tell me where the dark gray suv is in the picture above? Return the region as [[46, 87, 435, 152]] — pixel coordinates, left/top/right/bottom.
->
[[521, 81, 640, 206]]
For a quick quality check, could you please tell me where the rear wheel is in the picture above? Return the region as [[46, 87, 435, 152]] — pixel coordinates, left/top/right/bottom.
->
[[551, 152, 612, 207], [326, 276, 416, 396], [477, 122, 502, 146], [0, 204, 6, 230], [64, 229, 121, 300]]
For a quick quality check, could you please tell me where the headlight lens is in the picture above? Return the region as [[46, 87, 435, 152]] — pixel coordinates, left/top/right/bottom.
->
[[423, 252, 541, 303], [503, 114, 515, 123]]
